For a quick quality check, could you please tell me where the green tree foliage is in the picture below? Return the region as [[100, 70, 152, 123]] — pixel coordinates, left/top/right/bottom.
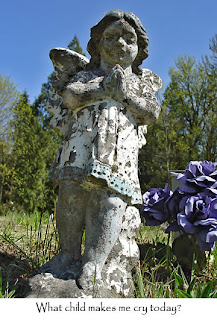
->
[[32, 35, 85, 121], [0, 75, 20, 138], [202, 34, 217, 160], [67, 34, 85, 55], [0, 75, 20, 205], [0, 36, 86, 213], [0, 140, 14, 205], [19, 35, 85, 211], [9, 94, 58, 212], [32, 72, 56, 127], [139, 39, 217, 192]]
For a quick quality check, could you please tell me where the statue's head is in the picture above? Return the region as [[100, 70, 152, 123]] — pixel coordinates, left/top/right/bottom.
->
[[87, 10, 149, 75]]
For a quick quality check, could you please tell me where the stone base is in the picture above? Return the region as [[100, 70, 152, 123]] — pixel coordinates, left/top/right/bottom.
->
[[26, 206, 141, 298], [26, 273, 120, 298]]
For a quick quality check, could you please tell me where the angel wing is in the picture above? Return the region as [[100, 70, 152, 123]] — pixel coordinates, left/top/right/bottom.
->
[[47, 48, 89, 134], [137, 69, 162, 148], [49, 47, 89, 84], [141, 69, 163, 92]]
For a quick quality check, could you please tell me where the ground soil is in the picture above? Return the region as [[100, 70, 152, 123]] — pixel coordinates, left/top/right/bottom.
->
[[0, 244, 33, 297]]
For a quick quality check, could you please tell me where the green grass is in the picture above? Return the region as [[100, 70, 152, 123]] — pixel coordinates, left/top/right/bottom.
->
[[1, 210, 217, 298], [0, 267, 16, 298], [134, 224, 217, 298], [0, 209, 60, 297]]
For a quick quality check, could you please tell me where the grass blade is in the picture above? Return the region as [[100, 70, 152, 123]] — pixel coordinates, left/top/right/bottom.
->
[[201, 282, 213, 298]]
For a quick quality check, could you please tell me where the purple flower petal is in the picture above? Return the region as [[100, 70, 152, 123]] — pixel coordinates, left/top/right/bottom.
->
[[184, 196, 195, 217], [194, 218, 217, 227], [209, 199, 217, 218], [142, 184, 172, 225], [180, 184, 198, 193], [196, 237, 215, 251], [206, 229, 217, 244], [177, 212, 197, 234], [165, 221, 181, 233], [145, 219, 162, 227], [201, 161, 216, 176], [196, 228, 217, 249], [177, 161, 217, 195]]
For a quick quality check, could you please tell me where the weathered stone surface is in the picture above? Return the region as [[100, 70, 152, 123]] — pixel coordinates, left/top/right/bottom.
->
[[27, 273, 124, 298], [27, 274, 86, 298], [27, 206, 140, 298], [49, 48, 89, 83], [101, 206, 141, 297], [28, 10, 162, 298]]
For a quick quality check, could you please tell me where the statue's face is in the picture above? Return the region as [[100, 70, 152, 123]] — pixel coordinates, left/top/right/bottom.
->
[[99, 20, 138, 69]]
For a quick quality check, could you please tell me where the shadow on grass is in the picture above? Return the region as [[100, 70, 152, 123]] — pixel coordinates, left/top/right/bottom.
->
[[0, 251, 32, 297]]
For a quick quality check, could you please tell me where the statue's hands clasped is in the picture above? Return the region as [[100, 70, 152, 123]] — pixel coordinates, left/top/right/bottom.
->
[[103, 64, 127, 102]]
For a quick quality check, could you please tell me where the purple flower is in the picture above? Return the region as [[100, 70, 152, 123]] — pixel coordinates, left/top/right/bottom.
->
[[164, 188, 188, 233], [142, 184, 172, 226], [177, 161, 217, 195], [166, 188, 186, 219], [177, 194, 217, 251]]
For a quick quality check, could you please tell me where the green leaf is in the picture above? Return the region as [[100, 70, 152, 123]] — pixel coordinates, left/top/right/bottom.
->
[[193, 285, 202, 298], [175, 288, 192, 298], [201, 282, 214, 298], [174, 271, 184, 287], [7, 290, 15, 298], [0, 267, 2, 295], [135, 267, 145, 298], [179, 265, 189, 287], [187, 277, 197, 295], [211, 290, 217, 298], [165, 289, 170, 298]]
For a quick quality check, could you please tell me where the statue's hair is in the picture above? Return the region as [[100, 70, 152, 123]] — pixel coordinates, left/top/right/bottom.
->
[[87, 10, 149, 75]]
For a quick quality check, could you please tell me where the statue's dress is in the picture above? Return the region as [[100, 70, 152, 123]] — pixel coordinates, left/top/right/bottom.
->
[[48, 69, 162, 205]]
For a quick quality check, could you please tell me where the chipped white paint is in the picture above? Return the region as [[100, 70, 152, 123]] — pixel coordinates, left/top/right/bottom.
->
[[50, 98, 143, 203], [34, 10, 162, 297], [102, 206, 141, 296]]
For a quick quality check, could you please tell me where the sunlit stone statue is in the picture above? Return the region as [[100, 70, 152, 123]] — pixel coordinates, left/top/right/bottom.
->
[[29, 10, 162, 297]]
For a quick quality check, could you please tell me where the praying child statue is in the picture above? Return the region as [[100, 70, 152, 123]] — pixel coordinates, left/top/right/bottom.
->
[[41, 10, 162, 294]]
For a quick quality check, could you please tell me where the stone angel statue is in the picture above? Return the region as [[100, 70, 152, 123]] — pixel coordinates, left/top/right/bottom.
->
[[41, 9, 162, 295]]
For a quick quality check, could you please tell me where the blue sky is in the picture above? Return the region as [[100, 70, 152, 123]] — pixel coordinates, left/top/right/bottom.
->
[[0, 0, 216, 102]]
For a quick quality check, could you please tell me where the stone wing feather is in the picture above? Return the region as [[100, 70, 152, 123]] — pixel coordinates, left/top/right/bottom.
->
[[49, 47, 89, 83]]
